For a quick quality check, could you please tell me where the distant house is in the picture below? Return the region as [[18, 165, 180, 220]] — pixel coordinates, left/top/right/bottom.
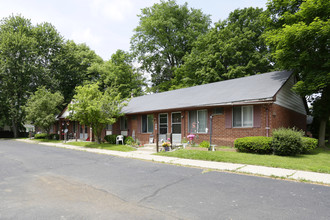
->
[[55, 71, 307, 146]]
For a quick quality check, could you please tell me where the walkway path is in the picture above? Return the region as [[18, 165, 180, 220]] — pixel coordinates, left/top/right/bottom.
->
[[16, 139, 330, 185]]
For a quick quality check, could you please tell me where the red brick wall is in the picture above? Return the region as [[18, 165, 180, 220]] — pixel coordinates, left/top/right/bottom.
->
[[127, 114, 154, 144], [269, 103, 307, 133], [122, 103, 306, 147], [203, 105, 268, 147]]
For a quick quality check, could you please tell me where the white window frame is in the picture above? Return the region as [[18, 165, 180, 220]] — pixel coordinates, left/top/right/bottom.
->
[[141, 114, 153, 133], [188, 109, 208, 134], [232, 105, 254, 128]]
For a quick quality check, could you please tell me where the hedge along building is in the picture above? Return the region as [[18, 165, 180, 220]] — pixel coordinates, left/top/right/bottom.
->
[[55, 71, 307, 146], [118, 70, 307, 146]]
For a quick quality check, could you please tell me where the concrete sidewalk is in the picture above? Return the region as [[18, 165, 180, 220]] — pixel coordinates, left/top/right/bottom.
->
[[16, 139, 330, 185]]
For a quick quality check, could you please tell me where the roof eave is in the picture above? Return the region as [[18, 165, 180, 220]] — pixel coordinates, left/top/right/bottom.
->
[[123, 98, 275, 115]]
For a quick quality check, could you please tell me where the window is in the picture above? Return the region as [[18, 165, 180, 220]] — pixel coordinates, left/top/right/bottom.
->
[[142, 114, 153, 133], [233, 106, 253, 127], [120, 117, 127, 130], [213, 107, 224, 115], [106, 124, 112, 130], [188, 110, 208, 133]]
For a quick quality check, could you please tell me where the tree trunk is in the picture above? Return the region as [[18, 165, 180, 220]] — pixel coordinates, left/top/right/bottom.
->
[[94, 124, 105, 144], [97, 136, 101, 144], [12, 119, 18, 138], [318, 117, 326, 148], [94, 131, 101, 144]]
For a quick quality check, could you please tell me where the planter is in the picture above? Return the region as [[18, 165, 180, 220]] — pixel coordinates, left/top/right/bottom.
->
[[164, 146, 170, 151]]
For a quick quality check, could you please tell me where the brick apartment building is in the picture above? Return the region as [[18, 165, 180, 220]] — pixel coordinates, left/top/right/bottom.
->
[[55, 71, 307, 146]]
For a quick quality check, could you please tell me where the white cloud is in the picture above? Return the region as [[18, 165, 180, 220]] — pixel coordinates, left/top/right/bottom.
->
[[91, 0, 134, 22], [71, 28, 101, 46]]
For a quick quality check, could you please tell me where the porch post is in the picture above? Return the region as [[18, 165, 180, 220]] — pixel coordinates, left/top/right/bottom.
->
[[59, 120, 63, 140], [90, 126, 92, 142], [154, 115, 159, 152], [76, 121, 78, 141]]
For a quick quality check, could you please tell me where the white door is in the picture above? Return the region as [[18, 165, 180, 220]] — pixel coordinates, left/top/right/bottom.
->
[[159, 113, 168, 143], [80, 125, 87, 140], [171, 112, 181, 144]]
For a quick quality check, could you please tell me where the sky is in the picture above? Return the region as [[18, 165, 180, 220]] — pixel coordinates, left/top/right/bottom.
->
[[0, 0, 268, 61]]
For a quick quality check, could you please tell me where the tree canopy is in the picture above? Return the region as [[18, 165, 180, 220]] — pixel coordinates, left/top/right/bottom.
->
[[89, 50, 145, 98], [68, 83, 127, 143], [265, 0, 330, 147], [25, 87, 64, 134], [131, 0, 211, 92], [52, 40, 103, 104], [0, 15, 63, 137], [173, 7, 273, 89]]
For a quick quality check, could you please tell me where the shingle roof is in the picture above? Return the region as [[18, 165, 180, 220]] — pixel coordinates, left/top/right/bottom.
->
[[123, 70, 292, 114]]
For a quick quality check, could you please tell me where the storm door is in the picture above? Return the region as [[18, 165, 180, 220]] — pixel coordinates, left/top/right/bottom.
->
[[171, 112, 182, 144], [158, 113, 168, 142]]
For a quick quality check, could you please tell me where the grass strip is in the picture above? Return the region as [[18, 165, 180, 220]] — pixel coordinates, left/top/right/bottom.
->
[[66, 141, 136, 152], [157, 148, 330, 174]]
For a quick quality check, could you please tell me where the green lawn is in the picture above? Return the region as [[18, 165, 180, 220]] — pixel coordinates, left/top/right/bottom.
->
[[66, 141, 136, 152], [34, 139, 63, 143], [157, 147, 330, 174]]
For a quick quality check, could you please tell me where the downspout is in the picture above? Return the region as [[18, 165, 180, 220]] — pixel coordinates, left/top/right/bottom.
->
[[182, 111, 185, 141], [209, 115, 214, 151], [266, 106, 269, 137]]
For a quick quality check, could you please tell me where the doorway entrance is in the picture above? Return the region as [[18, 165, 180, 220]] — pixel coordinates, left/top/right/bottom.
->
[[171, 112, 181, 144], [158, 113, 168, 142]]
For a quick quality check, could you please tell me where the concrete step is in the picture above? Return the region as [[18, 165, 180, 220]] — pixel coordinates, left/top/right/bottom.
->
[[143, 144, 156, 148]]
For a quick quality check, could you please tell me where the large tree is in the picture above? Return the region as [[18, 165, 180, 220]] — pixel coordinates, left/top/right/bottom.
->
[[265, 0, 330, 147], [25, 87, 64, 134], [68, 83, 126, 144], [173, 7, 273, 89], [131, 0, 211, 92], [52, 40, 103, 104], [89, 50, 145, 98], [0, 15, 63, 137]]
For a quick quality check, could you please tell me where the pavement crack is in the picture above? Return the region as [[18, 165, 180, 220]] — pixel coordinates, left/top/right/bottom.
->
[[235, 165, 247, 171], [138, 177, 186, 203], [287, 171, 297, 178]]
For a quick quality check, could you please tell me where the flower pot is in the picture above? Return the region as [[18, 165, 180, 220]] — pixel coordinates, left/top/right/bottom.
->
[[164, 146, 170, 151]]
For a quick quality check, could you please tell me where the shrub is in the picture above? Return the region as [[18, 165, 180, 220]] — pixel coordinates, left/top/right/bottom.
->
[[235, 136, 273, 154], [104, 134, 117, 144], [136, 139, 141, 146], [272, 128, 303, 156], [124, 136, 134, 145], [48, 133, 59, 140], [34, 133, 48, 139], [199, 141, 210, 148], [181, 137, 188, 143], [301, 137, 318, 153]]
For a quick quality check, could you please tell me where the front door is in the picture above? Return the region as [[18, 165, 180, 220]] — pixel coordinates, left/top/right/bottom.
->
[[158, 113, 168, 142], [171, 112, 181, 144], [80, 125, 88, 140]]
